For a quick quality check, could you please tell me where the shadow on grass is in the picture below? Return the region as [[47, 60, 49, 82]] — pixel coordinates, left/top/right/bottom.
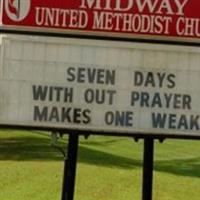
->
[[155, 158, 200, 178], [0, 132, 200, 178], [0, 136, 62, 161], [0, 134, 142, 169]]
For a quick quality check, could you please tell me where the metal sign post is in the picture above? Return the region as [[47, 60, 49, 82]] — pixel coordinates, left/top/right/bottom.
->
[[60, 134, 156, 200], [62, 134, 79, 200], [142, 138, 154, 200]]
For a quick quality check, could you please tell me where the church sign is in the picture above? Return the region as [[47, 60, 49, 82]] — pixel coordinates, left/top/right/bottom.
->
[[0, 0, 200, 43]]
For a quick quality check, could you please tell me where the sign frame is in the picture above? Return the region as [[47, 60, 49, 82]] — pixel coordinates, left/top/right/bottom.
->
[[0, 36, 200, 139]]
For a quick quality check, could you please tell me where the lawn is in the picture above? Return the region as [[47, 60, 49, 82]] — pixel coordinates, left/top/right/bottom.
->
[[0, 129, 200, 200]]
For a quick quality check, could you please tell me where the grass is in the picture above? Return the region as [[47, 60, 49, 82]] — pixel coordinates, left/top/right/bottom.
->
[[0, 129, 200, 200]]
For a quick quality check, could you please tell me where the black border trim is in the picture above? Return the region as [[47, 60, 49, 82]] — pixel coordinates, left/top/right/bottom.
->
[[1, 29, 200, 47], [1, 125, 200, 140]]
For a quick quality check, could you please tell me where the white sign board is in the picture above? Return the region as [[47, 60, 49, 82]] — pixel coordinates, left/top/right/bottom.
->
[[0, 36, 200, 137]]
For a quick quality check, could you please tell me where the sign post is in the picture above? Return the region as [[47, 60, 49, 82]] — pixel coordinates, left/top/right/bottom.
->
[[62, 134, 79, 200], [142, 138, 154, 200]]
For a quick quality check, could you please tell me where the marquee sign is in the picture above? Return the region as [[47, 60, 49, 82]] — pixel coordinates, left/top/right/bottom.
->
[[0, 0, 200, 43], [0, 36, 200, 138]]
